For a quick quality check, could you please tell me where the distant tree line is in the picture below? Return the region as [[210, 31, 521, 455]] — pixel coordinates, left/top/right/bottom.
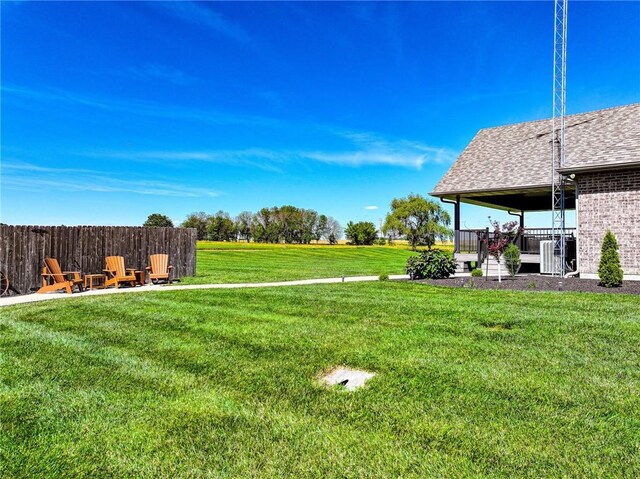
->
[[144, 207, 342, 244], [143, 193, 452, 248]]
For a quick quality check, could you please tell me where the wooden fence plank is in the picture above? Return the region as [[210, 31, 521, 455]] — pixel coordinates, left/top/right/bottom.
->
[[0, 226, 197, 295]]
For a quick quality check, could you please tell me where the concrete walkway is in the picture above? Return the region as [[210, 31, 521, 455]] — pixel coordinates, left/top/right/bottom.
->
[[0, 274, 411, 307]]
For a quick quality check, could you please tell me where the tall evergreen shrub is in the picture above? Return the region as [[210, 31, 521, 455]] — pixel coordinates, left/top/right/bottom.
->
[[598, 230, 623, 287], [503, 243, 521, 278]]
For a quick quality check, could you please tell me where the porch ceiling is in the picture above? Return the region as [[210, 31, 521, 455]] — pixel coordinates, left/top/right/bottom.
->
[[437, 185, 576, 212]]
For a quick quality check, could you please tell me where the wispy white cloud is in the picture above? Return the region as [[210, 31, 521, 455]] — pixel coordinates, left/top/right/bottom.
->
[[364, 205, 379, 210], [302, 129, 457, 169], [299, 149, 437, 169], [3, 84, 456, 171], [85, 139, 455, 171], [154, 2, 251, 44], [2, 162, 221, 198], [1, 160, 98, 176], [127, 63, 199, 86], [86, 126, 456, 171], [2, 84, 285, 128], [87, 149, 287, 174], [82, 129, 456, 172]]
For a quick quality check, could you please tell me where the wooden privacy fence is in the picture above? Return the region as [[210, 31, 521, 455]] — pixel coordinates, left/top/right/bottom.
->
[[0, 225, 197, 295]]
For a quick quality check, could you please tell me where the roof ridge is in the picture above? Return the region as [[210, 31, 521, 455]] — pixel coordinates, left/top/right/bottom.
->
[[479, 102, 640, 132]]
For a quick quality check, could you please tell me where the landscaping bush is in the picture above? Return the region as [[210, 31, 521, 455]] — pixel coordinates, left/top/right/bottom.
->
[[598, 230, 623, 287], [378, 273, 389, 281], [406, 250, 457, 280], [471, 268, 483, 278], [374, 237, 387, 246], [503, 243, 521, 278]]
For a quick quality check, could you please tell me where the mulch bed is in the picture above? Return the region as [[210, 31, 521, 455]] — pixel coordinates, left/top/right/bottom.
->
[[419, 275, 640, 295]]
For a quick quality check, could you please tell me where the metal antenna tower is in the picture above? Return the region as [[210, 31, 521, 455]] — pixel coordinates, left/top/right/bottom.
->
[[551, 0, 568, 276]]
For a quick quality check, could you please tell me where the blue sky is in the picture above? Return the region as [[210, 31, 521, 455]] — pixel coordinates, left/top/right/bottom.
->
[[2, 1, 639, 229]]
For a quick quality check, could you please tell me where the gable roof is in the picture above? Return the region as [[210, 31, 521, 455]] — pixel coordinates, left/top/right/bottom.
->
[[431, 103, 640, 197]]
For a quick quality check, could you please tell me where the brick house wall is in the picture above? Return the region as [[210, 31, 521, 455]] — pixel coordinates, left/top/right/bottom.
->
[[576, 169, 640, 276]]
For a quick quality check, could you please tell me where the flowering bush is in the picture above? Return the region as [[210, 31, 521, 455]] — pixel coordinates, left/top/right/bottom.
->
[[481, 219, 523, 282], [484, 219, 522, 261]]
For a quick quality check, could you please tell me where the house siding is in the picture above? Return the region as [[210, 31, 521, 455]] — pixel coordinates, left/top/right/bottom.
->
[[577, 169, 640, 276]]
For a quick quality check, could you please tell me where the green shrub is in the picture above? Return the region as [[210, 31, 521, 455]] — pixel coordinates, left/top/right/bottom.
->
[[503, 243, 521, 278], [598, 230, 623, 287], [374, 238, 387, 246], [378, 273, 389, 281], [406, 250, 457, 280], [345, 221, 378, 245], [471, 268, 483, 278]]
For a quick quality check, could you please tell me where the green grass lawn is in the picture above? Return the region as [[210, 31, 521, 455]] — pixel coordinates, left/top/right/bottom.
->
[[2, 282, 640, 478], [182, 242, 446, 284]]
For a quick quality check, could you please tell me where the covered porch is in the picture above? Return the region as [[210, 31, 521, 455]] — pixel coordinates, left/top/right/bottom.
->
[[454, 227, 577, 273], [437, 186, 577, 274]]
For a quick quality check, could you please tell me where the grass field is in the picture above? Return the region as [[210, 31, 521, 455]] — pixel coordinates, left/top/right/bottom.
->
[[2, 282, 640, 478], [180, 242, 450, 284]]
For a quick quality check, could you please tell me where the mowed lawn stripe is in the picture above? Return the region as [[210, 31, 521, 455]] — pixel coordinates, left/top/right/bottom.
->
[[185, 243, 434, 284], [1, 282, 640, 478]]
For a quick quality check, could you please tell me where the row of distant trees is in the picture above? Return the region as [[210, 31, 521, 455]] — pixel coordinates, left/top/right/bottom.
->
[[143, 194, 452, 249], [144, 207, 342, 244]]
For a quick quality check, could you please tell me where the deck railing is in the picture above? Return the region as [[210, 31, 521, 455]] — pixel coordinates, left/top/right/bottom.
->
[[456, 229, 489, 266], [456, 228, 576, 257]]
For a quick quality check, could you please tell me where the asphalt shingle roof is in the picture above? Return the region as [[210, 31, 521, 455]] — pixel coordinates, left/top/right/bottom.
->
[[431, 103, 640, 196]]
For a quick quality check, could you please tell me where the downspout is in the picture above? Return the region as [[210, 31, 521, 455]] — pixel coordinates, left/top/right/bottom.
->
[[507, 210, 524, 230], [565, 174, 579, 278], [440, 197, 459, 254]]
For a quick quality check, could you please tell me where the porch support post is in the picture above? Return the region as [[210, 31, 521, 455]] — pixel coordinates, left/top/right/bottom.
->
[[520, 212, 525, 230], [454, 195, 460, 254]]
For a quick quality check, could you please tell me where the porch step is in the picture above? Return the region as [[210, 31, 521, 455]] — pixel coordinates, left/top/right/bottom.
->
[[455, 258, 511, 276], [479, 258, 507, 277]]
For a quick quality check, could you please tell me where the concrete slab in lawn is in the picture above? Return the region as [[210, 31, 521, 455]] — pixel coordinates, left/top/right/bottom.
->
[[320, 367, 376, 391]]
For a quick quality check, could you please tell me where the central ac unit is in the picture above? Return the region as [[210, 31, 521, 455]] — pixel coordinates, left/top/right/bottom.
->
[[540, 240, 560, 274]]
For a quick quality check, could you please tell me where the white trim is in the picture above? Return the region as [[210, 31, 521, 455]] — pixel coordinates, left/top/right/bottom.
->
[[575, 181, 580, 273]]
